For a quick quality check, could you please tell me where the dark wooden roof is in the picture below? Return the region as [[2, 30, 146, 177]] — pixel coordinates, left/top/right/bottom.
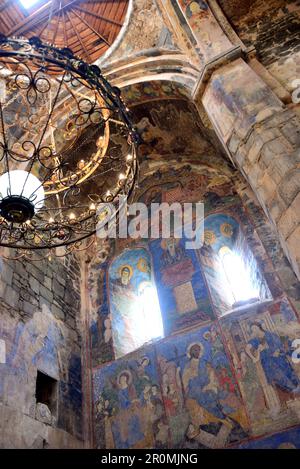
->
[[0, 0, 129, 63]]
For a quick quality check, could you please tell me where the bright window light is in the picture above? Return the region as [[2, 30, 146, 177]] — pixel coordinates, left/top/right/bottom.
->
[[219, 246, 259, 304], [20, 0, 42, 9], [136, 281, 164, 344]]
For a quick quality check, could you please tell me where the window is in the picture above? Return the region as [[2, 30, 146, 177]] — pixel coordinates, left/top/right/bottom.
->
[[35, 370, 58, 416], [199, 213, 272, 317], [136, 281, 164, 343], [219, 246, 260, 307], [19, 0, 46, 10], [109, 248, 164, 358]]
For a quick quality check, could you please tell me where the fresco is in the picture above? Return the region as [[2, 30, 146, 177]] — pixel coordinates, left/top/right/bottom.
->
[[133, 99, 212, 162], [156, 323, 249, 448], [109, 248, 163, 359], [178, 0, 232, 61], [93, 347, 166, 449], [238, 426, 300, 449], [202, 58, 283, 144], [0, 307, 65, 389], [222, 298, 300, 437], [0, 304, 83, 434], [121, 81, 191, 107], [93, 324, 251, 449], [90, 263, 114, 366], [150, 236, 214, 335]]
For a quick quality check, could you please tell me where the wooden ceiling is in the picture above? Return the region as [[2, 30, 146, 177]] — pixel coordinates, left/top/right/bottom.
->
[[0, 0, 129, 63]]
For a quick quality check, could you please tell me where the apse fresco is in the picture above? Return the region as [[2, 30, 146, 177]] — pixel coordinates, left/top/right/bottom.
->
[[109, 248, 163, 359], [93, 347, 166, 449], [150, 236, 214, 335], [91, 169, 300, 448], [178, 0, 232, 61], [203, 59, 283, 144], [221, 298, 300, 437]]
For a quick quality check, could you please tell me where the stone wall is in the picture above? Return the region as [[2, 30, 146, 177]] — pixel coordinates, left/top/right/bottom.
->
[[0, 252, 83, 448], [221, 0, 300, 92]]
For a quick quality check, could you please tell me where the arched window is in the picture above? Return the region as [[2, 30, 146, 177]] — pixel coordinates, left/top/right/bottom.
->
[[219, 246, 259, 305], [109, 248, 164, 358], [199, 214, 271, 316]]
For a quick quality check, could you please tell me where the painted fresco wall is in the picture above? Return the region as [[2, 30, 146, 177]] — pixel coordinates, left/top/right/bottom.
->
[[0, 255, 83, 448], [90, 164, 300, 448], [89, 96, 300, 449], [93, 301, 300, 448], [177, 0, 233, 61], [202, 58, 283, 145], [108, 248, 163, 358]]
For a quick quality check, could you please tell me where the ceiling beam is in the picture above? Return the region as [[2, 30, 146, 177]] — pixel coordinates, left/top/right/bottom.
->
[[73, 5, 123, 27], [70, 8, 111, 46], [7, 0, 79, 36], [66, 9, 92, 63]]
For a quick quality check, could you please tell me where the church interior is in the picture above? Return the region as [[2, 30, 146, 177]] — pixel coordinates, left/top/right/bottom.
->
[[0, 0, 300, 450]]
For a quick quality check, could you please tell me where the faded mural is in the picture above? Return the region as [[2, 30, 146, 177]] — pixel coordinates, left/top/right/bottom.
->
[[93, 323, 250, 449], [223, 298, 300, 437], [93, 348, 164, 449], [0, 305, 82, 438], [150, 237, 214, 335], [202, 58, 283, 143], [177, 0, 232, 61], [109, 248, 163, 359]]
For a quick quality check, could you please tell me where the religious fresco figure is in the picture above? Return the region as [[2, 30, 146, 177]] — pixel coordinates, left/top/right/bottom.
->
[[109, 249, 161, 358], [156, 325, 249, 448], [93, 350, 166, 449], [246, 323, 300, 409]]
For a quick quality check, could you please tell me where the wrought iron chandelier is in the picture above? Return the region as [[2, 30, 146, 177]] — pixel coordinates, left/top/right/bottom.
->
[[0, 36, 138, 259]]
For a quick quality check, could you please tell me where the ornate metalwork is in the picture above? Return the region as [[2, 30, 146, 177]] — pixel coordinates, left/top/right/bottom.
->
[[0, 36, 138, 258]]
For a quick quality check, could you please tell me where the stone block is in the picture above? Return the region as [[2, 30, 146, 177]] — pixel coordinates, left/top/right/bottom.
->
[[228, 133, 240, 154], [247, 136, 264, 164], [281, 121, 300, 146], [279, 168, 300, 205], [29, 277, 40, 295], [53, 278, 65, 299], [44, 276, 52, 291], [40, 285, 53, 303], [4, 264, 13, 287], [3, 285, 19, 309]]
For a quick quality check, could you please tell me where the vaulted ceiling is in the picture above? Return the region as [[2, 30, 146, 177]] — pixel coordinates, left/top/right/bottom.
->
[[0, 0, 129, 63]]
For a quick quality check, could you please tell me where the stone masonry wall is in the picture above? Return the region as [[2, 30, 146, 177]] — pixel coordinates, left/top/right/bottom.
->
[[223, 0, 300, 92], [229, 107, 300, 281], [0, 251, 83, 448]]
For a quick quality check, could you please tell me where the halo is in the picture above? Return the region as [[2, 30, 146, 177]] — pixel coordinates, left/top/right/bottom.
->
[[118, 264, 133, 280], [137, 257, 150, 273], [160, 237, 180, 250], [203, 230, 216, 245], [220, 223, 234, 238], [117, 369, 133, 386], [203, 331, 211, 341], [186, 342, 204, 359]]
